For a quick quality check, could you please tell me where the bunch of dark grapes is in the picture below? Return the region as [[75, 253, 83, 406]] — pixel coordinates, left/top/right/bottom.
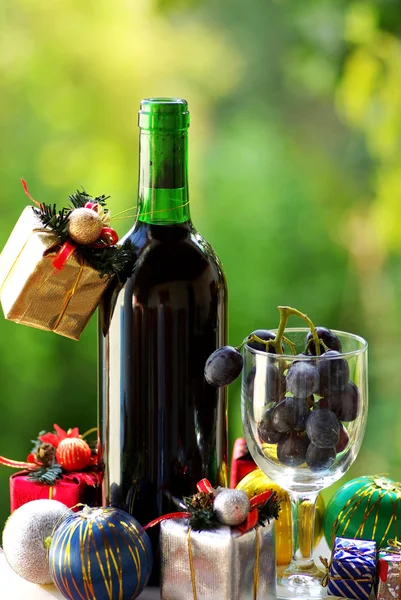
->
[[204, 324, 361, 474], [254, 327, 360, 472]]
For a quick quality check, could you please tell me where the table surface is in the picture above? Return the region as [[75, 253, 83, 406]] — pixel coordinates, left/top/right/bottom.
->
[[0, 541, 332, 599], [0, 551, 159, 599]]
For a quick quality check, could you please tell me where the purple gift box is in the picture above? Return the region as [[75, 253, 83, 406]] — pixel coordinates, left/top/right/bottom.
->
[[326, 537, 376, 600]]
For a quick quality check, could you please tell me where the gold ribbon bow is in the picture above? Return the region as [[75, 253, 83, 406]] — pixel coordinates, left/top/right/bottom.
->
[[320, 551, 375, 588], [320, 556, 330, 587]]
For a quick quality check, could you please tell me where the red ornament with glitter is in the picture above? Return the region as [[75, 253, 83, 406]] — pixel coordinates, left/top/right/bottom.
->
[[0, 424, 101, 511], [55, 438, 92, 472]]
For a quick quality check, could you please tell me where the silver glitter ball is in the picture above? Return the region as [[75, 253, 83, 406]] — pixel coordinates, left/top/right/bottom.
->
[[2, 499, 72, 584], [213, 489, 250, 526]]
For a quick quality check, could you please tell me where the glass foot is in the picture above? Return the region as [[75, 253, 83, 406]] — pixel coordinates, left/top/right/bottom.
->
[[277, 563, 327, 599]]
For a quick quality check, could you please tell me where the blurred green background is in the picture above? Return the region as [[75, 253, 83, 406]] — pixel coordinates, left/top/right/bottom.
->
[[0, 0, 400, 529]]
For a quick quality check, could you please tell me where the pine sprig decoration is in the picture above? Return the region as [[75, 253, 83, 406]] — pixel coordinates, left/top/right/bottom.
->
[[257, 491, 281, 526], [68, 189, 109, 210], [33, 204, 71, 242], [188, 508, 216, 531], [31, 188, 135, 279], [184, 491, 215, 531], [185, 491, 213, 511], [28, 463, 63, 485], [79, 240, 136, 280], [183, 488, 281, 532]]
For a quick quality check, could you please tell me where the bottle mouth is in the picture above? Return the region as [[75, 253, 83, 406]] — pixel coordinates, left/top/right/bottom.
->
[[138, 98, 190, 131]]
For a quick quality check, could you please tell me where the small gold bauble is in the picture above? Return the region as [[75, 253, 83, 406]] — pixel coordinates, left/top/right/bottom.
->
[[68, 208, 103, 245]]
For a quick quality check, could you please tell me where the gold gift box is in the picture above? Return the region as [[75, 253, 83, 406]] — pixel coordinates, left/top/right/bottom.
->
[[0, 207, 111, 340]]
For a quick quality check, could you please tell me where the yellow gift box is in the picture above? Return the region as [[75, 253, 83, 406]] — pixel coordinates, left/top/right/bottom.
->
[[0, 207, 111, 340]]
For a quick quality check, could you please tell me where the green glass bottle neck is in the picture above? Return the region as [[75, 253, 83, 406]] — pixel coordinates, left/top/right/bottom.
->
[[137, 130, 191, 225]]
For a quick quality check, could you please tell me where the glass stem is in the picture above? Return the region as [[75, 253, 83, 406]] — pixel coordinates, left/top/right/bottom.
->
[[289, 491, 318, 570]]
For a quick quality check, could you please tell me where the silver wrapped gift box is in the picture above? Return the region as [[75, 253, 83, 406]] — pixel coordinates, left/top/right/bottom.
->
[[161, 518, 276, 600]]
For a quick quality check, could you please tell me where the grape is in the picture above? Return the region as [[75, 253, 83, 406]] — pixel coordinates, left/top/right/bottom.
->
[[336, 423, 349, 453], [305, 408, 340, 448], [277, 433, 309, 467], [246, 364, 286, 403], [306, 327, 342, 355], [247, 330, 276, 352], [246, 368, 256, 397], [324, 381, 360, 422], [258, 409, 284, 444], [317, 350, 349, 393], [306, 444, 336, 472], [286, 361, 319, 398], [204, 346, 243, 387], [279, 373, 287, 397], [247, 329, 284, 353], [271, 397, 309, 432]]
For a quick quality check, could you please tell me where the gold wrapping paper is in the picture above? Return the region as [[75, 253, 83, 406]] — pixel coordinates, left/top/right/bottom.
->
[[0, 207, 110, 340], [160, 518, 277, 600]]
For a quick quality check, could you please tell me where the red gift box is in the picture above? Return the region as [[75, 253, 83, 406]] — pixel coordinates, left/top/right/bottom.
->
[[10, 471, 101, 512], [230, 438, 257, 488]]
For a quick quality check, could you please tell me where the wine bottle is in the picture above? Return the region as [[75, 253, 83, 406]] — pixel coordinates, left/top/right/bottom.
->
[[98, 98, 228, 580]]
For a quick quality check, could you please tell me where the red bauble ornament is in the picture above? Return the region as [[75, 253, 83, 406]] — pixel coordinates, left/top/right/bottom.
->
[[56, 438, 92, 472]]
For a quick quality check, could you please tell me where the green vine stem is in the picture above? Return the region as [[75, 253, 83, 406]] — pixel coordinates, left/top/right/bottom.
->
[[282, 335, 296, 355], [276, 306, 321, 356], [238, 305, 320, 356]]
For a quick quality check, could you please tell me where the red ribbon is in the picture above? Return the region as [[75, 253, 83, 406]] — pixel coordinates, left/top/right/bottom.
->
[[143, 512, 191, 531], [0, 454, 101, 491], [62, 470, 102, 487], [196, 478, 214, 494], [238, 508, 259, 533], [378, 559, 389, 582], [0, 456, 38, 470], [84, 201, 98, 211], [239, 489, 274, 533], [21, 179, 43, 207], [52, 241, 77, 270], [144, 479, 274, 533], [93, 227, 119, 248], [250, 489, 273, 508], [0, 423, 102, 486]]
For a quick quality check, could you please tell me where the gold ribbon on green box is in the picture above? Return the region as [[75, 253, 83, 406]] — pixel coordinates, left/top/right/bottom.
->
[[324, 476, 401, 549]]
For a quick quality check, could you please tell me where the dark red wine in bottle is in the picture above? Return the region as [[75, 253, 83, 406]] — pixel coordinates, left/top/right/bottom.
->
[[98, 98, 228, 582]]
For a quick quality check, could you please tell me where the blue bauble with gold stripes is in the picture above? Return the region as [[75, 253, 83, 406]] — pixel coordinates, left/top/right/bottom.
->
[[49, 506, 152, 600]]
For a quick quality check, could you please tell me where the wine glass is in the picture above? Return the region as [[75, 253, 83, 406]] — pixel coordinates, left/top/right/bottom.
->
[[241, 327, 368, 597]]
